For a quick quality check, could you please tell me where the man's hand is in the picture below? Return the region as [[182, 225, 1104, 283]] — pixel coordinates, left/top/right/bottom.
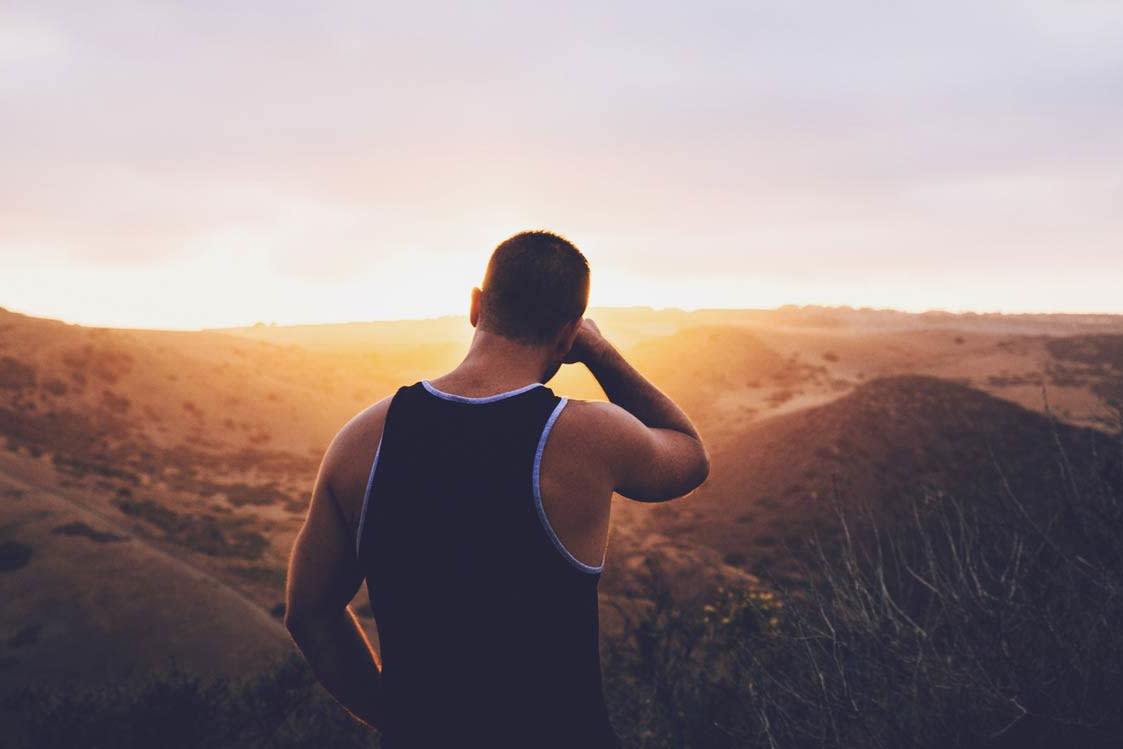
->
[[563, 318, 609, 365]]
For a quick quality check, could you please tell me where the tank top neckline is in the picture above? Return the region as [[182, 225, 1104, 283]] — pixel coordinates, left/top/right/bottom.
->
[[420, 378, 547, 404]]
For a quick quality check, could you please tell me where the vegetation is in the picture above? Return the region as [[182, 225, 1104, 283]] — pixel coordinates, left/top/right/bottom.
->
[[4, 419, 1121, 748], [50, 522, 128, 544], [114, 497, 268, 560], [604, 413, 1123, 748], [2, 656, 375, 749]]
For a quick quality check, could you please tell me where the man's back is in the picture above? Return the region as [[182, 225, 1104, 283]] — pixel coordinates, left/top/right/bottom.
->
[[284, 233, 709, 746], [356, 379, 617, 748]]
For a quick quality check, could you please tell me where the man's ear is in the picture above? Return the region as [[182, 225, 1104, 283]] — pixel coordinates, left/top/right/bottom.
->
[[469, 287, 482, 328], [556, 317, 582, 359]]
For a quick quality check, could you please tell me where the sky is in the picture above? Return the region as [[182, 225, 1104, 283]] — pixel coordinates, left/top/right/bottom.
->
[[2, 1, 1121, 329]]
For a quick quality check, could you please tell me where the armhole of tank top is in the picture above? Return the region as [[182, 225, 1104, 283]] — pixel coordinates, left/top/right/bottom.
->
[[533, 397, 605, 574], [354, 434, 383, 559]]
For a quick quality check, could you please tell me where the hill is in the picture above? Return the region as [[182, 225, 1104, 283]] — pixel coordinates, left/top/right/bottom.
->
[[0, 455, 290, 696], [653, 375, 1122, 581]]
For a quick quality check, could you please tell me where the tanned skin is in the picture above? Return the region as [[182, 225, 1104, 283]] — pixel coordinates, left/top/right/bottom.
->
[[284, 287, 710, 730]]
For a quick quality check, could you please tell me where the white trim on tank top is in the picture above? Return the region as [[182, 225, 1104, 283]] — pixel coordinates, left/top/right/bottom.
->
[[533, 397, 606, 574], [421, 378, 545, 403], [355, 435, 383, 558]]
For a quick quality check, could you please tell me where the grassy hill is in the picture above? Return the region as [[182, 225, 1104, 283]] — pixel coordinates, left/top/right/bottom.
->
[[654, 375, 1122, 582]]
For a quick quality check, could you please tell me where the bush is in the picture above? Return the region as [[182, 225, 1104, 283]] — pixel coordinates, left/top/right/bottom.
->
[[603, 416, 1123, 748]]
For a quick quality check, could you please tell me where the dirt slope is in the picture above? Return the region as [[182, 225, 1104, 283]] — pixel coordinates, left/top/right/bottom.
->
[[0, 454, 290, 695]]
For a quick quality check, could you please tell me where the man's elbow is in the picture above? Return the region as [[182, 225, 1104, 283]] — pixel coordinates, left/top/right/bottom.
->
[[686, 442, 711, 493], [671, 441, 710, 498]]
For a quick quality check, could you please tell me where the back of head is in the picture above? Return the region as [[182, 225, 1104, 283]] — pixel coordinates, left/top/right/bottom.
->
[[478, 231, 590, 345]]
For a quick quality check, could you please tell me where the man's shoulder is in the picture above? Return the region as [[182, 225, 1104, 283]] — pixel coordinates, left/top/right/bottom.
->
[[559, 397, 629, 423], [329, 396, 392, 462], [320, 395, 394, 519], [554, 397, 634, 447]]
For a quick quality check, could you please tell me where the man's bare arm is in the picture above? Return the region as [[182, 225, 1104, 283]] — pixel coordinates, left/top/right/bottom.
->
[[566, 319, 710, 500], [285, 421, 386, 730], [579, 326, 701, 440]]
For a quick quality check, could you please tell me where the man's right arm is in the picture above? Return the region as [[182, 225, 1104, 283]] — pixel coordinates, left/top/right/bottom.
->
[[567, 319, 710, 502]]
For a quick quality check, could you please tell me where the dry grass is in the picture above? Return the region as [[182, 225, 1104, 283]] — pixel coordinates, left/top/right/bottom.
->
[[604, 408, 1123, 749]]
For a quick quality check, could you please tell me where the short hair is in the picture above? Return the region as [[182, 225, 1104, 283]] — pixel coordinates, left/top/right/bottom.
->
[[478, 231, 590, 345]]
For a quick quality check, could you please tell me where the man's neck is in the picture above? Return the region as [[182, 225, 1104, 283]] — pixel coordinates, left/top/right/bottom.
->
[[439, 329, 554, 390]]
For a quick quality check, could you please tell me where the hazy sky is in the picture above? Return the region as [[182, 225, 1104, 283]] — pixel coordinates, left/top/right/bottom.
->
[[2, 1, 1121, 328]]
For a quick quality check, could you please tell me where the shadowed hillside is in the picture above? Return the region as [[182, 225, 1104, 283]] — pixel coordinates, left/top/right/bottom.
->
[[1045, 334, 1123, 407], [0, 467, 290, 696], [656, 375, 1122, 582]]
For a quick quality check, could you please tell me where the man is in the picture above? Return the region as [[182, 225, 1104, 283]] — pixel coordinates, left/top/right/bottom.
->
[[285, 230, 710, 748]]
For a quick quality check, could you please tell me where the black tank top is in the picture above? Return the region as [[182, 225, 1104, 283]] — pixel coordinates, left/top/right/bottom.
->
[[356, 379, 619, 749]]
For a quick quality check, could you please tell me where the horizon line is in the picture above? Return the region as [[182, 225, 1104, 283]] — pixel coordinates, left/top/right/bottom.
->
[[5, 301, 1123, 334]]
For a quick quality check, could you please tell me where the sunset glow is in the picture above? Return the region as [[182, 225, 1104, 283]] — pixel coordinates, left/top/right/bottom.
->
[[3, 2, 1121, 328]]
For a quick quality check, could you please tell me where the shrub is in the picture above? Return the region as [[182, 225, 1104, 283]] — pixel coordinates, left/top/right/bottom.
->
[[604, 415, 1123, 748]]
